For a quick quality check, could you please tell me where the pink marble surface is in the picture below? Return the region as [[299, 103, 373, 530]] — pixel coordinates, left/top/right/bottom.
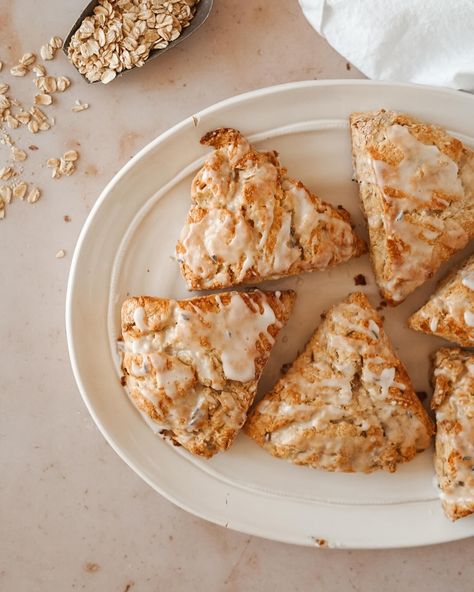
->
[[0, 0, 472, 590]]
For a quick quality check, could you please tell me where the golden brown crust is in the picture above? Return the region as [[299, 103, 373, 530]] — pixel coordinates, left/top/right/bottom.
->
[[409, 253, 474, 346], [432, 348, 474, 520], [245, 292, 433, 473], [200, 127, 244, 149], [177, 128, 366, 290], [120, 289, 295, 458], [350, 109, 474, 305]]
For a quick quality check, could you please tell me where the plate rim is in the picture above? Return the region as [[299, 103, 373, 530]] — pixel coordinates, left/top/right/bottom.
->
[[66, 79, 474, 549]]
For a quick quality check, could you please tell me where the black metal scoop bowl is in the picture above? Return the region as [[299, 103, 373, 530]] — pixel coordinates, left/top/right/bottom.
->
[[62, 0, 213, 84]]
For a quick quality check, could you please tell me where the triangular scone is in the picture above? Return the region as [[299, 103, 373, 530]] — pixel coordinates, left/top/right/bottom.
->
[[350, 110, 474, 305], [409, 253, 474, 346], [432, 348, 474, 520], [176, 128, 366, 290], [245, 292, 433, 473], [120, 289, 295, 458]]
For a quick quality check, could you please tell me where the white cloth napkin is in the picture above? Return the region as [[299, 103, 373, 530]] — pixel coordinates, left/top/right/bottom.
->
[[299, 0, 474, 92]]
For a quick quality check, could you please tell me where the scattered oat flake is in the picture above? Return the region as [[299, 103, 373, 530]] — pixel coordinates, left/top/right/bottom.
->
[[11, 147, 27, 162], [72, 100, 89, 112], [0, 83, 9, 94], [0, 186, 12, 204], [1, 134, 13, 147], [59, 159, 75, 176], [56, 76, 71, 92], [6, 115, 19, 129], [40, 44, 54, 60], [28, 120, 39, 133], [50, 36, 63, 49], [20, 52, 36, 67], [47, 158, 60, 168], [13, 181, 28, 200], [43, 76, 57, 93], [16, 111, 31, 124], [32, 64, 46, 77], [30, 106, 45, 119], [55, 249, 66, 259], [64, 150, 79, 162], [0, 60, 3, 71], [0, 166, 14, 180], [10, 64, 27, 76], [34, 93, 53, 106], [28, 145, 39, 151], [27, 186, 41, 203]]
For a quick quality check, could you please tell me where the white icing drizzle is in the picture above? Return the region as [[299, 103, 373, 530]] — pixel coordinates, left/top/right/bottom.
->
[[285, 182, 319, 242], [139, 386, 161, 407], [430, 316, 439, 332], [416, 255, 474, 341], [181, 209, 255, 285], [126, 293, 278, 386], [256, 297, 429, 471], [258, 401, 316, 417], [148, 352, 196, 399], [131, 359, 148, 377], [133, 306, 148, 332], [122, 291, 284, 452], [131, 334, 154, 354], [369, 124, 467, 302], [272, 211, 300, 273], [362, 366, 406, 398], [368, 319, 380, 338], [373, 125, 463, 207], [462, 271, 474, 291], [464, 311, 474, 327], [177, 133, 358, 288], [331, 311, 378, 340], [215, 294, 277, 382], [434, 353, 474, 512], [271, 404, 346, 447]]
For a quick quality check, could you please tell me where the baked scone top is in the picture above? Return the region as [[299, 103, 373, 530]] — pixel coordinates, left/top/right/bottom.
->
[[432, 348, 474, 520], [176, 128, 366, 290], [350, 110, 474, 304], [120, 289, 295, 457], [409, 253, 474, 346], [245, 292, 433, 473]]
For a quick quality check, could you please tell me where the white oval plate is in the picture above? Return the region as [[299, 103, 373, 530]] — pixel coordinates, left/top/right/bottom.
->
[[66, 81, 474, 549]]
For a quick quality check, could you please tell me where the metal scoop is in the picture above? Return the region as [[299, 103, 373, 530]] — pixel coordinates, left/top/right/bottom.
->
[[62, 0, 213, 83]]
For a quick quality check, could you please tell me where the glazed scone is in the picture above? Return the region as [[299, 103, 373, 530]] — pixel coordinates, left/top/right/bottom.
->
[[350, 110, 474, 305], [432, 348, 474, 520], [120, 289, 295, 458], [176, 128, 366, 290], [245, 292, 433, 473], [409, 253, 474, 346]]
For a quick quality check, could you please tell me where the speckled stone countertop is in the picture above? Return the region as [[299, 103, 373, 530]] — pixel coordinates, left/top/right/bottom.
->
[[1, 1, 473, 590]]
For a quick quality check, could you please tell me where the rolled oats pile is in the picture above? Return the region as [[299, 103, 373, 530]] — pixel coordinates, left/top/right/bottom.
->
[[67, 0, 200, 84]]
